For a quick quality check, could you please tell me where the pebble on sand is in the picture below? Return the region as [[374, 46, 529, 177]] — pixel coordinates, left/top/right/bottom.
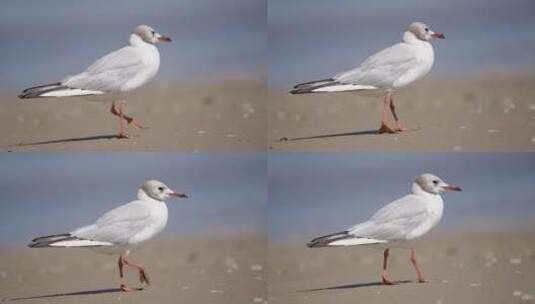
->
[[509, 258, 522, 265]]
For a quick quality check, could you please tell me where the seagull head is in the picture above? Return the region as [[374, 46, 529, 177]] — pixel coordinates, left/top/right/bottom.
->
[[134, 25, 172, 44], [140, 180, 188, 202], [406, 22, 445, 42], [414, 173, 461, 194]]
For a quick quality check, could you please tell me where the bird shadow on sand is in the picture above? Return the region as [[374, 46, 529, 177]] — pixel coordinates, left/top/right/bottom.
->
[[13, 134, 127, 147], [301, 280, 412, 292], [279, 129, 379, 142], [6, 287, 142, 302]]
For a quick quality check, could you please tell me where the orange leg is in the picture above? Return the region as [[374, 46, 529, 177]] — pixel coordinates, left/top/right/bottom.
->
[[377, 93, 397, 134], [118, 252, 150, 292], [118, 255, 135, 292], [410, 248, 427, 283], [381, 248, 396, 285], [122, 253, 150, 285], [110, 100, 146, 138], [389, 95, 420, 132], [110, 101, 128, 138]]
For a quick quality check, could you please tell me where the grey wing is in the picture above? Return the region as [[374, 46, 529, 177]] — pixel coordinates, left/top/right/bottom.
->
[[62, 46, 144, 92], [72, 201, 151, 244], [348, 195, 429, 241], [334, 43, 418, 87]]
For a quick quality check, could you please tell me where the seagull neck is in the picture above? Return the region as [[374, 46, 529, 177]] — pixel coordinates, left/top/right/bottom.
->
[[137, 189, 163, 203], [403, 31, 428, 46], [411, 182, 439, 198], [129, 34, 151, 47]]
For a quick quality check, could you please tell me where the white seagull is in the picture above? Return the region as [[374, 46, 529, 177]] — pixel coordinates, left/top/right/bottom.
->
[[307, 173, 461, 285], [28, 180, 188, 292], [291, 22, 445, 134], [18, 25, 172, 138]]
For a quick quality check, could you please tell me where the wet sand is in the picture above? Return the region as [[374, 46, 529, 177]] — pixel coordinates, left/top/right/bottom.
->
[[267, 226, 535, 304], [0, 80, 265, 152], [269, 72, 535, 151], [0, 235, 266, 304]]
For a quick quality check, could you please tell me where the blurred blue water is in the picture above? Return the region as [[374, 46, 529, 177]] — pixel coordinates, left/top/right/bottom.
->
[[2, 153, 535, 246], [0, 0, 265, 91], [268, 153, 535, 242], [269, 0, 535, 88], [0, 153, 266, 245]]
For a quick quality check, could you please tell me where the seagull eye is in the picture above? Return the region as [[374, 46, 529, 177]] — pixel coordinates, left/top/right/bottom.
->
[[425, 28, 429, 32], [151, 30, 156, 36], [432, 180, 439, 185], [158, 186, 165, 192]]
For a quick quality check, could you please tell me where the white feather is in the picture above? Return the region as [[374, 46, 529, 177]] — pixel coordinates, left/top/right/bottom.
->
[[62, 34, 160, 93], [49, 240, 114, 247], [40, 89, 104, 97], [327, 237, 387, 246], [311, 84, 377, 93]]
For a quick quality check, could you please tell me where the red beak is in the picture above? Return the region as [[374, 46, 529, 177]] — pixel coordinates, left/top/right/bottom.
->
[[443, 185, 462, 192], [170, 192, 188, 198], [432, 32, 445, 39], [158, 35, 172, 42]]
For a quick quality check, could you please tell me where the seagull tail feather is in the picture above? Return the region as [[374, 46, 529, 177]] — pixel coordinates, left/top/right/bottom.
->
[[307, 230, 351, 248], [290, 78, 339, 94], [18, 83, 103, 99], [307, 231, 385, 248], [290, 79, 377, 94], [28, 233, 113, 248]]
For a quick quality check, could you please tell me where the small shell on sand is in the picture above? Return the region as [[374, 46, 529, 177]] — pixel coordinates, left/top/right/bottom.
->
[[210, 289, 224, 294]]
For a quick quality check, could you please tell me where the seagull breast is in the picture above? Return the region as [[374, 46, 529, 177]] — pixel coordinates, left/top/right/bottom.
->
[[392, 42, 434, 89]]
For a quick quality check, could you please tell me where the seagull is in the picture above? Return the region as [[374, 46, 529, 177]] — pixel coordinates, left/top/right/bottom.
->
[[18, 25, 172, 138], [307, 173, 461, 285], [28, 180, 188, 292], [290, 22, 445, 134]]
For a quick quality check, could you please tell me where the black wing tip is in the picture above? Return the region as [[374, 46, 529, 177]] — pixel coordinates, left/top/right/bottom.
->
[[307, 230, 349, 248], [21, 82, 62, 93], [306, 241, 319, 248], [18, 93, 39, 99], [293, 78, 334, 89], [18, 82, 65, 99], [290, 79, 339, 95], [29, 233, 73, 247], [31, 233, 71, 243], [289, 88, 308, 95]]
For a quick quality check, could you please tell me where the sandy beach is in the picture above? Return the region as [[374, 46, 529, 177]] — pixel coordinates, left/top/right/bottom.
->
[[267, 226, 535, 304], [0, 234, 266, 304], [0, 80, 265, 152], [269, 72, 535, 151]]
